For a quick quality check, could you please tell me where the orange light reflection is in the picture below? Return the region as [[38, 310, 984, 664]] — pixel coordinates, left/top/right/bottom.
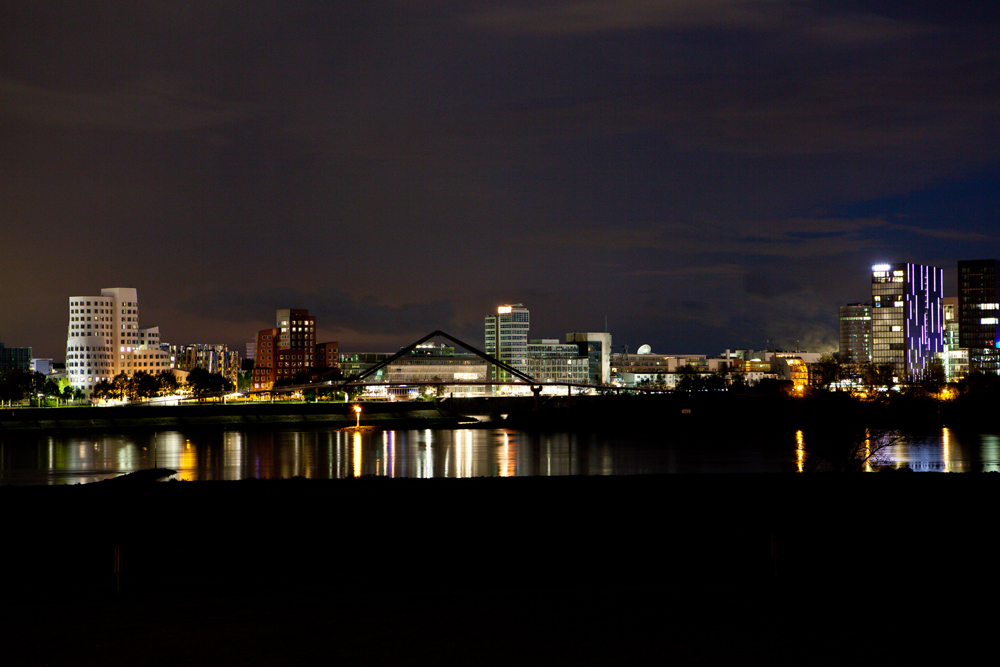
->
[[352, 430, 362, 477], [795, 430, 806, 473]]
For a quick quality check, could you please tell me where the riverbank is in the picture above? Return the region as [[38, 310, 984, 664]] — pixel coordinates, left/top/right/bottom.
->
[[3, 390, 989, 435], [2, 473, 988, 664], [0, 400, 475, 432]]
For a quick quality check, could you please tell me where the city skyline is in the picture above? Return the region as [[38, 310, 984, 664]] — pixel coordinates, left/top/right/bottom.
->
[[3, 3, 999, 359]]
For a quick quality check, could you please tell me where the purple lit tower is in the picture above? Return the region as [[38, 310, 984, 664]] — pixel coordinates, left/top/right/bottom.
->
[[870, 263, 944, 381]]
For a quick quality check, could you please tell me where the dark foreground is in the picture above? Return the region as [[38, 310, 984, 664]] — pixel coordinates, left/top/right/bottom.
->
[[3, 474, 991, 665]]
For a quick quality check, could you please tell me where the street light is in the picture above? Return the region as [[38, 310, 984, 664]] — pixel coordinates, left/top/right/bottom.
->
[[353, 404, 361, 428]]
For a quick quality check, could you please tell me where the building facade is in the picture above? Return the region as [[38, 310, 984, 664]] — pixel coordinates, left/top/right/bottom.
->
[[250, 309, 338, 390], [940, 297, 968, 383], [870, 263, 944, 381], [381, 345, 489, 399], [315, 342, 340, 371], [612, 352, 709, 381], [251, 328, 281, 389], [0, 342, 32, 378], [65, 287, 174, 398], [170, 344, 241, 384], [525, 339, 590, 386], [565, 332, 612, 385], [838, 303, 872, 365], [484, 304, 530, 383], [957, 259, 1000, 374]]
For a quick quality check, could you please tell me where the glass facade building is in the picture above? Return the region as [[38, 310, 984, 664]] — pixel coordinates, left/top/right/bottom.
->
[[838, 303, 872, 364], [941, 297, 968, 382], [0, 342, 32, 379], [870, 263, 943, 381], [566, 332, 612, 385], [484, 304, 530, 383], [525, 339, 589, 385], [958, 259, 1000, 374]]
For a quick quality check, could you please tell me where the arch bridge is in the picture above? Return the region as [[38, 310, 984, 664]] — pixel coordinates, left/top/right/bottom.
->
[[250, 330, 616, 399]]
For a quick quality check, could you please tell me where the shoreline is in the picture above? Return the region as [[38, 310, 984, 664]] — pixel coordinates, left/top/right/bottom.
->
[[1, 391, 990, 434], [0, 400, 478, 433]]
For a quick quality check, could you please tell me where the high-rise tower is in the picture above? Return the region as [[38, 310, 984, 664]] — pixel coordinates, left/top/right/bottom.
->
[[958, 259, 1000, 374], [870, 263, 943, 381], [251, 308, 337, 390], [941, 297, 968, 382], [484, 303, 530, 383], [838, 303, 872, 365]]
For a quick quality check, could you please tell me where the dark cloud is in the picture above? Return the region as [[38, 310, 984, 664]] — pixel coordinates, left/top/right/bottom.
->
[[175, 285, 456, 343]]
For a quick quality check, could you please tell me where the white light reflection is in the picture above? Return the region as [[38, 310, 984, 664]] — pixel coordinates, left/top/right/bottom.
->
[[388, 430, 395, 478], [458, 430, 473, 478], [224, 432, 244, 481], [545, 435, 552, 476], [293, 432, 302, 478], [327, 433, 334, 479], [419, 429, 433, 478], [982, 434, 1000, 472]]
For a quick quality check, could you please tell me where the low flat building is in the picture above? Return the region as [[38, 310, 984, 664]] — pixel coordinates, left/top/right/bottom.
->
[[611, 352, 708, 384], [526, 339, 590, 387]]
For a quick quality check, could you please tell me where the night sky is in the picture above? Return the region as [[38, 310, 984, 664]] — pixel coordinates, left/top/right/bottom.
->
[[3, 1, 999, 360]]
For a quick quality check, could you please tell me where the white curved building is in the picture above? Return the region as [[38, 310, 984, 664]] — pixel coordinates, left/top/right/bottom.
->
[[66, 287, 174, 398]]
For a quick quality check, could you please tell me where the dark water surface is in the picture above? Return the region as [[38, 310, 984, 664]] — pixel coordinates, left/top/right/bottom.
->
[[2, 426, 998, 484]]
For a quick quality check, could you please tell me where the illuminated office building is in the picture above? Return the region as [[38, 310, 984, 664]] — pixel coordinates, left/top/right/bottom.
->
[[484, 303, 530, 383], [838, 303, 872, 365], [526, 339, 589, 385], [566, 332, 612, 384], [958, 259, 1000, 374], [169, 343, 241, 384], [0, 342, 32, 378], [65, 287, 174, 398], [251, 309, 338, 390], [870, 263, 943, 381], [940, 297, 968, 382]]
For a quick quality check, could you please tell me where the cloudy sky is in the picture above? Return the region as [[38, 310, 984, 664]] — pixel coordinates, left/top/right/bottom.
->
[[3, 1, 999, 359]]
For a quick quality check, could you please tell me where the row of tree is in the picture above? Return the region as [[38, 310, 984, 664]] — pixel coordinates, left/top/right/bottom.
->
[[623, 355, 984, 399], [91, 368, 233, 402], [812, 355, 987, 398], [634, 366, 731, 392], [0, 370, 84, 404]]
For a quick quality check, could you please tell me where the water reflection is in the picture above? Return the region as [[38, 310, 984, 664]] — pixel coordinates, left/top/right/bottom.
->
[[873, 429, 1000, 472], [795, 430, 806, 473], [2, 427, 1000, 484]]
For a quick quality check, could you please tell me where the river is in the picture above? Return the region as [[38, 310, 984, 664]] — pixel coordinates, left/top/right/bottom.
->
[[2, 425, 999, 484]]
